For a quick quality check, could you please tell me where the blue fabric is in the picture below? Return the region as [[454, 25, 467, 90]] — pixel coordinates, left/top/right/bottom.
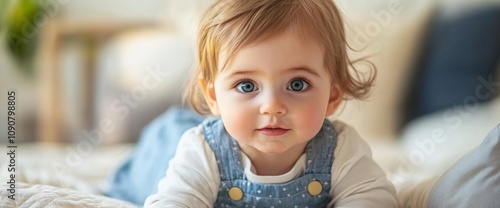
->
[[405, 7, 500, 122], [202, 117, 337, 207], [427, 123, 500, 207], [105, 106, 205, 205]]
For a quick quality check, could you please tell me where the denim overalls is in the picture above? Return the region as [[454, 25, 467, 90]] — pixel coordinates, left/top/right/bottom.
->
[[202, 118, 337, 208]]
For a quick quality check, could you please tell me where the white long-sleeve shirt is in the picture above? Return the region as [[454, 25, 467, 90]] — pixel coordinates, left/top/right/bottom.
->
[[145, 121, 398, 207]]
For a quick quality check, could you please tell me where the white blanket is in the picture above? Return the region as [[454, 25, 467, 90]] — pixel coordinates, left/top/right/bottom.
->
[[0, 183, 137, 208]]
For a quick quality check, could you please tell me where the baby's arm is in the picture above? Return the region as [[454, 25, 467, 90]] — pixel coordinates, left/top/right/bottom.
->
[[328, 121, 399, 208], [144, 126, 220, 208]]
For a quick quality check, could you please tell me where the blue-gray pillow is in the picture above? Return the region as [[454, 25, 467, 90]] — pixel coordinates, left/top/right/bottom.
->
[[105, 106, 205, 205], [405, 7, 500, 122], [427, 123, 500, 207]]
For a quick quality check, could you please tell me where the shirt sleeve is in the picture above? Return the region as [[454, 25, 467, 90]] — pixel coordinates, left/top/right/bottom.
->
[[144, 126, 220, 208], [328, 121, 399, 208]]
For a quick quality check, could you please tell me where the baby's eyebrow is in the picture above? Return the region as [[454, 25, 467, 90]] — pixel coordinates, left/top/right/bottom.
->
[[288, 66, 320, 77], [228, 69, 256, 76]]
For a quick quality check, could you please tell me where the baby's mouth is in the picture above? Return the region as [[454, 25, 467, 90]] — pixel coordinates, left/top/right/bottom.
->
[[257, 127, 289, 136]]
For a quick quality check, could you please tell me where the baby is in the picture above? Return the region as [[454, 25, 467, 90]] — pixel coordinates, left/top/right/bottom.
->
[[145, 0, 398, 207]]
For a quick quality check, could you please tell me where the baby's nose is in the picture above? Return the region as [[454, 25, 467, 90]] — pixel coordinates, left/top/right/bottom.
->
[[259, 92, 287, 116]]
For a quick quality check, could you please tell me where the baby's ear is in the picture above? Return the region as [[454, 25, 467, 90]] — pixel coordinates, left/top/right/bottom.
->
[[326, 86, 343, 116], [199, 78, 221, 116]]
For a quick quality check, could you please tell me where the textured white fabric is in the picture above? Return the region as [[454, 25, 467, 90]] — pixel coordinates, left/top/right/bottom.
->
[[0, 183, 137, 208], [145, 121, 398, 207]]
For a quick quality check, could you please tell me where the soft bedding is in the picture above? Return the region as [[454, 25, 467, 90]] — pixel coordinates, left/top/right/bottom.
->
[[0, 183, 137, 208], [0, 142, 135, 207]]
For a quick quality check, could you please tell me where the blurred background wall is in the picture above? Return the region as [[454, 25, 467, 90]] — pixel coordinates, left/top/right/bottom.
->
[[0, 0, 212, 144]]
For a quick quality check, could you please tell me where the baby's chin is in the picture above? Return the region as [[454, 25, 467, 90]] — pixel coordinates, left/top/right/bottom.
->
[[239, 139, 310, 156]]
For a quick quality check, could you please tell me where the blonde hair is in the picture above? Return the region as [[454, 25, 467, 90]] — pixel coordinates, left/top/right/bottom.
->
[[184, 0, 375, 114]]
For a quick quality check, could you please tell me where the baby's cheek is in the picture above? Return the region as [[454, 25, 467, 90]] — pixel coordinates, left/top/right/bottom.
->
[[220, 109, 254, 138], [298, 108, 326, 136]]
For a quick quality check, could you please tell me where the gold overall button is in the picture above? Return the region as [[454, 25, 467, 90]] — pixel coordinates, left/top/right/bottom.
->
[[228, 187, 244, 201], [307, 180, 323, 196]]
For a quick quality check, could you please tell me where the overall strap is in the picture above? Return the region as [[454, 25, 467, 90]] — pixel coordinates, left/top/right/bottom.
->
[[202, 117, 245, 181], [305, 119, 337, 174]]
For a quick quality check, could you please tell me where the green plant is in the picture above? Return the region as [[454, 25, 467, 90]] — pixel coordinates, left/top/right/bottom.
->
[[1, 0, 42, 75]]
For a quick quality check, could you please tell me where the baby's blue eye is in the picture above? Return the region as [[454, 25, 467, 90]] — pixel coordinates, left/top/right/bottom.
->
[[237, 81, 257, 93], [288, 79, 309, 91]]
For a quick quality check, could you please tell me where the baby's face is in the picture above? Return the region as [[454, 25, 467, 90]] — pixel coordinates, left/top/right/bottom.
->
[[204, 32, 342, 157]]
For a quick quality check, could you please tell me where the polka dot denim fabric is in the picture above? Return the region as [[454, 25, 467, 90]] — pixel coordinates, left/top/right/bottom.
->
[[202, 118, 337, 207]]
